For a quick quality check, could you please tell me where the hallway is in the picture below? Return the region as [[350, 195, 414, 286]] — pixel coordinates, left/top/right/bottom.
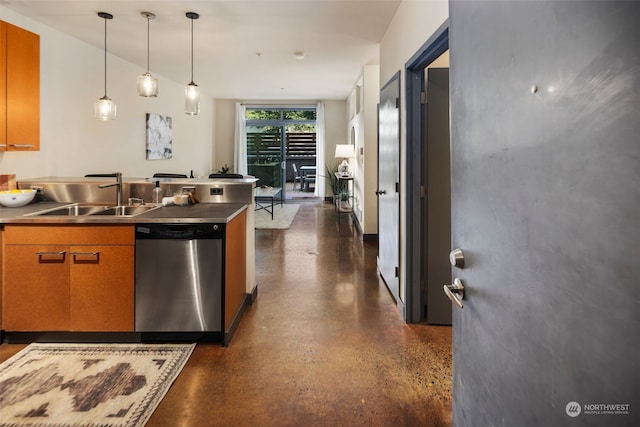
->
[[0, 202, 452, 426]]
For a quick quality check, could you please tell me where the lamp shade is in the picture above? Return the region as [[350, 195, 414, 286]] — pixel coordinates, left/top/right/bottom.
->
[[335, 144, 355, 159], [185, 82, 200, 115], [94, 96, 117, 121]]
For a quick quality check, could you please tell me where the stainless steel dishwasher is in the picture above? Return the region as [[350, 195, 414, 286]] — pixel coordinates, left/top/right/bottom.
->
[[135, 223, 224, 332]]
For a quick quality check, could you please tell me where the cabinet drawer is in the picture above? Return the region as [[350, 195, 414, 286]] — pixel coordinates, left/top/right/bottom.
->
[[4, 225, 134, 245], [69, 226, 134, 245], [4, 225, 69, 244]]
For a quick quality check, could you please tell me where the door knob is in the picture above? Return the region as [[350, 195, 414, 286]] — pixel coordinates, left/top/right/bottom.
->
[[443, 278, 465, 309], [375, 189, 386, 196], [449, 248, 465, 268]]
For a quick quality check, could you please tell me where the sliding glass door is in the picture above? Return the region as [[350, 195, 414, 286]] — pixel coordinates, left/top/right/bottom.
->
[[246, 107, 317, 200]]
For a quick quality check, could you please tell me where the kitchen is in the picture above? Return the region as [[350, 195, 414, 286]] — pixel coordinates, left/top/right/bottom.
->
[[0, 0, 376, 345], [4, 1, 636, 426], [0, 2, 454, 423]]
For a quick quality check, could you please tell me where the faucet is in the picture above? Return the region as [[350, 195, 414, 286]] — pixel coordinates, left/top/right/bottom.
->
[[98, 172, 123, 206]]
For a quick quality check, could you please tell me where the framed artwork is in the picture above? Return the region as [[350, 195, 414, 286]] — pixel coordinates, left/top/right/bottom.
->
[[146, 113, 173, 160]]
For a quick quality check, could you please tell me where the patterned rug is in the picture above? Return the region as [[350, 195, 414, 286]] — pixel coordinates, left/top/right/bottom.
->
[[0, 343, 195, 427], [254, 203, 300, 230]]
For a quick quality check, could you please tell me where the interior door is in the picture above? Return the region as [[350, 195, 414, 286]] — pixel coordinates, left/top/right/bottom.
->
[[424, 68, 451, 325], [449, 1, 639, 425], [377, 73, 400, 303]]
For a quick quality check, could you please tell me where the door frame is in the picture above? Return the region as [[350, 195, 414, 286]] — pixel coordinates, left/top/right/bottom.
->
[[404, 20, 449, 323]]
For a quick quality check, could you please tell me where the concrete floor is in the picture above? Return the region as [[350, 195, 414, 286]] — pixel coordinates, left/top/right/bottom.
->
[[0, 202, 452, 426]]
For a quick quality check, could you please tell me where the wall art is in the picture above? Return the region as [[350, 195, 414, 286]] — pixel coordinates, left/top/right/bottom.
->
[[146, 113, 173, 160]]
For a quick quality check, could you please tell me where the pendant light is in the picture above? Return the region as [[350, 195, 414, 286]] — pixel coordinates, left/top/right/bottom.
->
[[95, 12, 116, 121], [185, 12, 200, 115], [137, 12, 158, 97]]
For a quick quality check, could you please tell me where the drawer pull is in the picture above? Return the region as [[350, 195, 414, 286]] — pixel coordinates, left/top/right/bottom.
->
[[36, 251, 66, 262], [71, 251, 100, 262], [36, 250, 66, 256], [9, 144, 36, 148]]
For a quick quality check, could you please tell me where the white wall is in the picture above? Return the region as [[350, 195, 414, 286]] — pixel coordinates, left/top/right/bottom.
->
[[0, 6, 214, 180], [349, 65, 379, 235], [379, 0, 449, 305]]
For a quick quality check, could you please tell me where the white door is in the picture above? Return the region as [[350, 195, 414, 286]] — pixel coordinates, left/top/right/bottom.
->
[[450, 1, 639, 425], [377, 73, 400, 302]]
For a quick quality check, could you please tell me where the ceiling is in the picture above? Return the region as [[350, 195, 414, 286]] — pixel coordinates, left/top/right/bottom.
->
[[2, 0, 401, 100]]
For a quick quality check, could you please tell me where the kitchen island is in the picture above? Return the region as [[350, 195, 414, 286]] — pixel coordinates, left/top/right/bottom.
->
[[0, 177, 256, 346]]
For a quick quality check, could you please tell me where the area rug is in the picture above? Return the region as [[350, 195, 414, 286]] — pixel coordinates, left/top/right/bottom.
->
[[255, 203, 300, 230], [0, 343, 195, 427]]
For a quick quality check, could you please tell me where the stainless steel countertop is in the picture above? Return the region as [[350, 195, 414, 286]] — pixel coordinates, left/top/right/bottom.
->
[[0, 202, 248, 224]]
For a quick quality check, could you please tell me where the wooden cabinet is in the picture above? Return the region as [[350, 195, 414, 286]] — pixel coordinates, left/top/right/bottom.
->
[[3, 244, 70, 330], [0, 20, 40, 151], [69, 244, 134, 331], [225, 209, 247, 331], [2, 225, 134, 331], [0, 228, 3, 331]]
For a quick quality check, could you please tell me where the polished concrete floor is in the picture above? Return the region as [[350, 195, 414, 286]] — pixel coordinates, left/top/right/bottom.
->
[[0, 202, 452, 426]]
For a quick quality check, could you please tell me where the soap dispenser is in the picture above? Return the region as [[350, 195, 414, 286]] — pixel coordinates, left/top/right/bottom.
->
[[152, 181, 163, 205]]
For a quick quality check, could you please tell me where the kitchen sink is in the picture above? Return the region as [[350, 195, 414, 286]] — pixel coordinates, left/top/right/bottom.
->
[[90, 205, 161, 217], [25, 203, 161, 217], [24, 203, 112, 216]]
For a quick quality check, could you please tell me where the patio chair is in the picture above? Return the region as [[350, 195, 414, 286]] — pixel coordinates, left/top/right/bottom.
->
[[292, 164, 303, 190], [303, 175, 316, 192]]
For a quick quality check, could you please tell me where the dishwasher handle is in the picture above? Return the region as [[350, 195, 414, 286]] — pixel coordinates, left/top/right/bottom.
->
[[136, 223, 224, 239]]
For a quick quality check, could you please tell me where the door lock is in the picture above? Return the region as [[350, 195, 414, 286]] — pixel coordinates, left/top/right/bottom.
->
[[449, 248, 465, 268]]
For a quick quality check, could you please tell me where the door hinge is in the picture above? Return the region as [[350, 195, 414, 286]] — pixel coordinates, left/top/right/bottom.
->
[[395, 266, 399, 278], [420, 92, 427, 104], [395, 97, 400, 109], [420, 185, 426, 198], [395, 182, 400, 193]]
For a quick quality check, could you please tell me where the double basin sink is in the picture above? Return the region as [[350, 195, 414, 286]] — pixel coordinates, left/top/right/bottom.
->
[[24, 203, 161, 218]]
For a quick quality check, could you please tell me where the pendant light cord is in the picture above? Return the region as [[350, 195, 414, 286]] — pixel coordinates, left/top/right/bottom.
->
[[103, 16, 108, 97], [146, 15, 151, 73], [190, 17, 194, 83]]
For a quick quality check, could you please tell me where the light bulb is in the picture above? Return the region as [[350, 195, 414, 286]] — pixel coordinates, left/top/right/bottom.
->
[[185, 82, 200, 115], [137, 72, 158, 97], [94, 96, 117, 121]]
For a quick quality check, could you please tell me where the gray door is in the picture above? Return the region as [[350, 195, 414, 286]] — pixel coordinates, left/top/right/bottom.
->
[[425, 68, 451, 325], [449, 1, 639, 425], [377, 73, 400, 302]]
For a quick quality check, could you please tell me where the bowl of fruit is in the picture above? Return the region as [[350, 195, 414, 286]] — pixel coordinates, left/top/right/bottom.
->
[[0, 189, 37, 207]]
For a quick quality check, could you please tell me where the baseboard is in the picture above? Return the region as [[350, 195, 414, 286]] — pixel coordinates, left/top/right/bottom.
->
[[353, 215, 378, 242], [248, 284, 258, 305], [5, 332, 142, 344], [223, 292, 252, 347]]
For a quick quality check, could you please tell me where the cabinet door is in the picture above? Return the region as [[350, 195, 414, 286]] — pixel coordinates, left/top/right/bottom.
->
[[5, 22, 40, 151], [0, 22, 6, 150], [3, 245, 70, 330], [69, 245, 134, 331], [225, 209, 247, 330]]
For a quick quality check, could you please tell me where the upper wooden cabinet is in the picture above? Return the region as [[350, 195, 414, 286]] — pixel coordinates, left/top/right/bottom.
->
[[1, 20, 40, 151]]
